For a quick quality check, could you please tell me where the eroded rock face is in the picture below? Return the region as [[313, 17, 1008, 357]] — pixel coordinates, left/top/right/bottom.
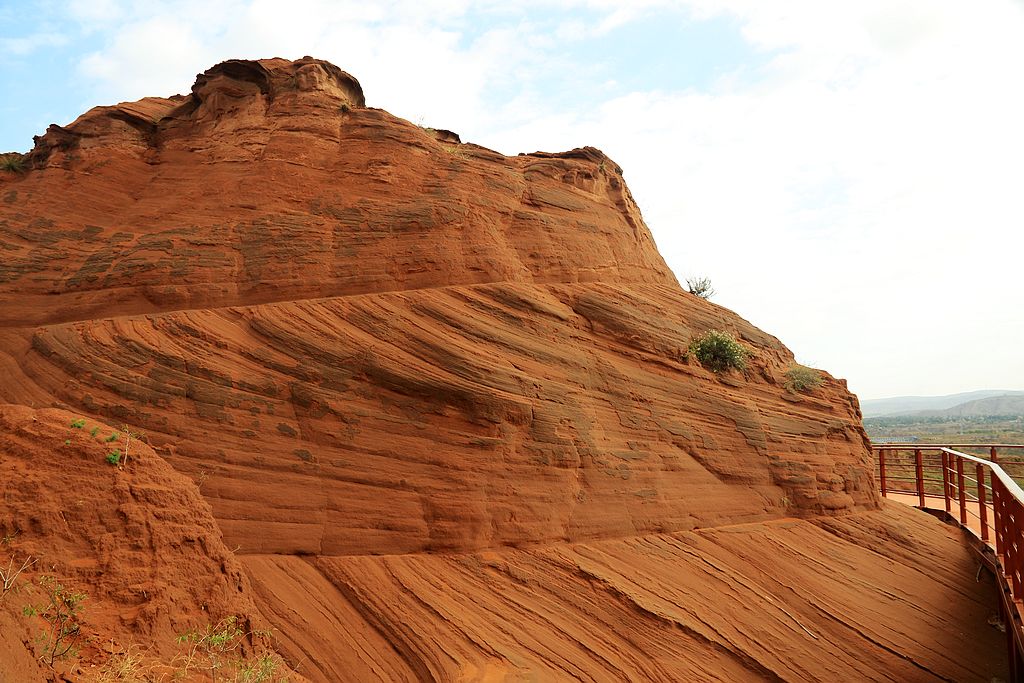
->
[[0, 406, 288, 679], [3, 58, 667, 328], [0, 60, 877, 557], [1, 57, 992, 683], [8, 282, 874, 557]]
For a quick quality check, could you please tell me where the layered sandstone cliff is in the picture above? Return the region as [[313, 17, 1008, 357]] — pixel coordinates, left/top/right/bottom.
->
[[0, 58, 1006, 681]]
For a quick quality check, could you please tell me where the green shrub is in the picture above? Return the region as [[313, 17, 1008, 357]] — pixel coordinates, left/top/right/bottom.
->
[[785, 365, 822, 392], [175, 616, 282, 681], [105, 433, 119, 443], [90, 426, 100, 437], [689, 330, 750, 373], [22, 576, 86, 665], [106, 450, 121, 466], [70, 419, 86, 429], [685, 276, 715, 299], [0, 155, 25, 173], [236, 653, 281, 682]]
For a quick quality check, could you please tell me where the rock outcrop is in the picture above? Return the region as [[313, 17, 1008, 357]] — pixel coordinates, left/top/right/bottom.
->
[[0, 58, 1007, 681], [0, 406, 294, 680]]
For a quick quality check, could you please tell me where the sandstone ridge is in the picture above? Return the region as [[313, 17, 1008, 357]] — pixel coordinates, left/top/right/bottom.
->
[[0, 58, 1007, 681], [4, 57, 670, 328]]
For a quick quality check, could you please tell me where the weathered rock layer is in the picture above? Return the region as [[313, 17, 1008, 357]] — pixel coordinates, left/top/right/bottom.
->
[[245, 505, 1005, 681], [0, 406, 286, 680], [0, 57, 1006, 681]]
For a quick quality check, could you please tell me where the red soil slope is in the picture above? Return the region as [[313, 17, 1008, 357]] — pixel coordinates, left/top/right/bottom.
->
[[0, 57, 1007, 680], [0, 406, 296, 680]]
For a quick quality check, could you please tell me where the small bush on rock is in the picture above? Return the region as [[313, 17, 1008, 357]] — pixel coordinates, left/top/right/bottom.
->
[[685, 276, 715, 299], [175, 616, 284, 681], [690, 330, 749, 373], [0, 154, 25, 173], [22, 576, 86, 665], [785, 365, 822, 393]]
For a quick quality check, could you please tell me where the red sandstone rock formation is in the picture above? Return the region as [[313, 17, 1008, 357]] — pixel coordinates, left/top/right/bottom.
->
[[0, 406, 293, 680], [0, 58, 1007, 680]]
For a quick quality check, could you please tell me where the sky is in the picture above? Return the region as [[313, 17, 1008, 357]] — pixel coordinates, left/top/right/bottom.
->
[[2, 0, 1023, 400]]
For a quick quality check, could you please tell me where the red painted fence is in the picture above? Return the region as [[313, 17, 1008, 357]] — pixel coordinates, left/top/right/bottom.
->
[[872, 444, 1024, 681]]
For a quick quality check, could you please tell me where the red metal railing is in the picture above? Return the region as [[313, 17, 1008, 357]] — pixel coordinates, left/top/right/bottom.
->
[[872, 444, 1024, 680]]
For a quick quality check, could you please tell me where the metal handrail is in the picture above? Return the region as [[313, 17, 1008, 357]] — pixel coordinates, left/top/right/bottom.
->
[[871, 444, 1024, 680], [873, 444, 1024, 449]]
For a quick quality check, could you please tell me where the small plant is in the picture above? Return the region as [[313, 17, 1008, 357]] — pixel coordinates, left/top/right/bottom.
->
[[90, 426, 100, 437], [70, 419, 86, 429], [0, 154, 25, 173], [96, 642, 149, 683], [236, 653, 281, 682], [105, 432, 119, 443], [443, 144, 469, 159], [175, 616, 245, 681], [784, 365, 822, 393], [106, 450, 121, 466], [64, 439, 71, 446], [685, 276, 715, 299], [1, 554, 35, 602], [689, 330, 750, 373], [22, 575, 86, 665], [119, 424, 145, 468], [174, 617, 284, 682]]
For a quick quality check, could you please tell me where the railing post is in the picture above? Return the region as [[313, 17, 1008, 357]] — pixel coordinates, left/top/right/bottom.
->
[[878, 449, 887, 498], [977, 463, 989, 542], [992, 445, 999, 463], [1010, 500, 1023, 603], [921, 448, 929, 507], [941, 450, 952, 513], [993, 480, 1003, 557], [956, 456, 968, 525]]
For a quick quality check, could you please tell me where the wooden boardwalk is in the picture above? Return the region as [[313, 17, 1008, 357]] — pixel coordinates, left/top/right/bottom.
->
[[886, 491, 995, 543]]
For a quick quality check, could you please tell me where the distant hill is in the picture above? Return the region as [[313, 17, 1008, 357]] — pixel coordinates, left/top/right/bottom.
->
[[861, 390, 1024, 417], [913, 394, 1024, 418]]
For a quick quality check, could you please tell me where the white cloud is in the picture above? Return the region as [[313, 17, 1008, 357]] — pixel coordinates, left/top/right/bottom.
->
[[0, 32, 67, 56]]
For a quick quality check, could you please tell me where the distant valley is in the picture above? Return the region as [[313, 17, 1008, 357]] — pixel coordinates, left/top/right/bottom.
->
[[863, 390, 1024, 444]]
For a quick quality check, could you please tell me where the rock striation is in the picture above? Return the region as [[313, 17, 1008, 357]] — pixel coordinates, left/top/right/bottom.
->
[[0, 58, 1007, 680]]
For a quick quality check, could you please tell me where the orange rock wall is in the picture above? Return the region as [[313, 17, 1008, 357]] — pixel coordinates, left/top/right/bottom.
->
[[0, 58, 999, 682], [2, 61, 669, 328], [0, 59, 877, 559], [4, 281, 874, 556]]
